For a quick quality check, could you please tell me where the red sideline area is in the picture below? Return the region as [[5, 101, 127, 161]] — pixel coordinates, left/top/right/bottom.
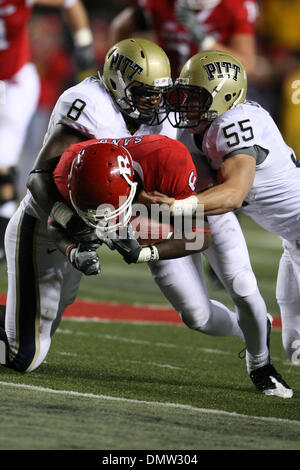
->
[[0, 293, 282, 328]]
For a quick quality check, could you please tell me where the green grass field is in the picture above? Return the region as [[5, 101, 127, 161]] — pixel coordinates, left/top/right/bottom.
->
[[1, 213, 299, 452]]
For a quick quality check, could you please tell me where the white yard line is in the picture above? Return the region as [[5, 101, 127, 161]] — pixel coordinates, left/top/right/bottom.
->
[[0, 380, 299, 427], [125, 359, 183, 370]]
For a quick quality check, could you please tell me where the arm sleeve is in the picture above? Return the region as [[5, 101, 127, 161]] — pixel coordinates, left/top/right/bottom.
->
[[224, 145, 269, 165], [133, 5, 150, 30]]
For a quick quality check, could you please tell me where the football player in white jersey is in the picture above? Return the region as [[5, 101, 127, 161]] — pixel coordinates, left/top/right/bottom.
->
[[151, 49, 298, 395], [0, 39, 290, 397]]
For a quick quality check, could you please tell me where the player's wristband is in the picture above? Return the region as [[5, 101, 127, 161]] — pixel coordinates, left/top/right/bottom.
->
[[200, 36, 216, 51], [170, 196, 199, 217], [66, 244, 78, 261], [136, 245, 159, 263], [50, 202, 74, 229], [73, 28, 93, 47], [192, 227, 211, 233], [62, 0, 77, 9]]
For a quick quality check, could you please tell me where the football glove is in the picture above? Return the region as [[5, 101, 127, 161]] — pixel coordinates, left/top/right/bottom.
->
[[112, 236, 143, 264], [67, 244, 101, 275], [175, 5, 206, 43], [74, 44, 97, 83], [111, 225, 159, 264], [50, 202, 100, 249], [66, 214, 100, 249]]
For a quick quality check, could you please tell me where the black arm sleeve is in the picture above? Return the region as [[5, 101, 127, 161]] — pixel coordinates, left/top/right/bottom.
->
[[132, 6, 150, 30]]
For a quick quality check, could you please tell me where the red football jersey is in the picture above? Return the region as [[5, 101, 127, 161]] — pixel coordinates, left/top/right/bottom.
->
[[53, 134, 197, 207], [138, 0, 257, 77], [0, 0, 32, 79]]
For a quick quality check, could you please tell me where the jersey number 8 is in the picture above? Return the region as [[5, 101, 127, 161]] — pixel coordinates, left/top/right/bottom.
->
[[67, 99, 87, 121]]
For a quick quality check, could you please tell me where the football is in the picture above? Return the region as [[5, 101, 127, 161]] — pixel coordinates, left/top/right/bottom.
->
[[130, 214, 174, 246]]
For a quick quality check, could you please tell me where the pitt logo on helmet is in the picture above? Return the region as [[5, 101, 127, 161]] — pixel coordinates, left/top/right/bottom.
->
[[109, 53, 144, 81], [204, 62, 241, 81]]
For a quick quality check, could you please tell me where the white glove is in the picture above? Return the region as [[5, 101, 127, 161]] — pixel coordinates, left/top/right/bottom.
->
[[68, 245, 101, 275], [175, 5, 216, 49], [175, 5, 206, 42]]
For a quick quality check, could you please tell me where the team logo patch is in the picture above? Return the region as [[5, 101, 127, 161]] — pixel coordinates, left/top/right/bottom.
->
[[204, 61, 241, 81]]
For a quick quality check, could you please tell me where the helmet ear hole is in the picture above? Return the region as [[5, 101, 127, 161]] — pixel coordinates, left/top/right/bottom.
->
[[225, 94, 232, 102], [110, 79, 117, 91]]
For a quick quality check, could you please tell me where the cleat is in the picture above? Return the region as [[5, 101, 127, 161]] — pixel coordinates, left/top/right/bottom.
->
[[250, 363, 293, 398], [0, 327, 10, 366]]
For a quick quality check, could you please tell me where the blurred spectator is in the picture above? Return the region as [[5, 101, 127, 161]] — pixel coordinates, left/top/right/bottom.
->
[[17, 13, 74, 197], [18, 13, 110, 196], [108, 0, 258, 78], [255, 0, 300, 157], [31, 14, 74, 110], [0, 0, 96, 262]]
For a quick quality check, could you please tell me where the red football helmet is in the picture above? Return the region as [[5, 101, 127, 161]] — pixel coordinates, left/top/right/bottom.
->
[[68, 142, 137, 232]]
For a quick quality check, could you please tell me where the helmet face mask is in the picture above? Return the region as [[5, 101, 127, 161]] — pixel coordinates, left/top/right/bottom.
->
[[124, 81, 167, 125], [102, 38, 172, 125], [167, 84, 213, 128], [167, 51, 247, 128], [68, 143, 137, 233]]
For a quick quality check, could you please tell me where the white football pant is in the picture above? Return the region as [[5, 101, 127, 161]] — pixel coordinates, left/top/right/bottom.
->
[[276, 238, 300, 362], [4, 205, 82, 372], [149, 212, 269, 371]]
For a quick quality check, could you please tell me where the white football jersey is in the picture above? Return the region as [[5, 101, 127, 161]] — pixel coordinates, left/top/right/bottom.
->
[[178, 102, 300, 241], [44, 75, 177, 143]]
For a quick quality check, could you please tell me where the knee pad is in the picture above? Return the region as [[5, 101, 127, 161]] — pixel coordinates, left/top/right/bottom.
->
[[231, 269, 257, 297], [181, 306, 210, 331]]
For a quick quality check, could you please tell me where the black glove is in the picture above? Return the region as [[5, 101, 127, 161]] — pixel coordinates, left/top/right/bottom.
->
[[68, 244, 101, 275], [66, 214, 100, 249], [111, 225, 143, 264], [74, 44, 97, 82]]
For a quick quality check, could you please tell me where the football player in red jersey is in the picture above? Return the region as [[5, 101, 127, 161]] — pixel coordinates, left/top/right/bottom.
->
[[0, 0, 95, 261], [0, 136, 210, 372], [108, 0, 258, 78]]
